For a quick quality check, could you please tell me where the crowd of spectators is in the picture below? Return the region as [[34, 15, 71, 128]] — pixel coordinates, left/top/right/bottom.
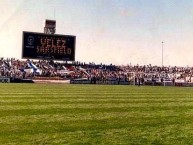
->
[[1, 57, 193, 83]]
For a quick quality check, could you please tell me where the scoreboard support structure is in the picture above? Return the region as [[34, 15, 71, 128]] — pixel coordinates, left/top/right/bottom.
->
[[44, 19, 56, 34]]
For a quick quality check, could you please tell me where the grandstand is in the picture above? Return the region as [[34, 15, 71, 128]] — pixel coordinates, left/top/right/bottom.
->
[[0, 57, 193, 86]]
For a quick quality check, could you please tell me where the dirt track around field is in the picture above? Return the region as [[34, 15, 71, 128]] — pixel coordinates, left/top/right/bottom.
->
[[33, 79, 70, 84]]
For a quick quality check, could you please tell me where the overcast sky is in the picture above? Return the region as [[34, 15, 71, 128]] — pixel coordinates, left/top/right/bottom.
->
[[1, 0, 193, 66]]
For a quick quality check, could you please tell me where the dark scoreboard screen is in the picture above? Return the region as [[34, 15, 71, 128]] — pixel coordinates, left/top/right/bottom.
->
[[22, 31, 76, 61]]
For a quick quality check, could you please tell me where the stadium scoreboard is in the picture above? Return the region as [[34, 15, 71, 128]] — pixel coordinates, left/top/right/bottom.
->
[[22, 31, 76, 61]]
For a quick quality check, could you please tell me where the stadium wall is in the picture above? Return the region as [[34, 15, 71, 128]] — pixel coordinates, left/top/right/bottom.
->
[[70, 79, 193, 87]]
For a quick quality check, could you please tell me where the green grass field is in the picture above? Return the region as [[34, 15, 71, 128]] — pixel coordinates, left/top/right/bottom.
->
[[1, 84, 193, 144]]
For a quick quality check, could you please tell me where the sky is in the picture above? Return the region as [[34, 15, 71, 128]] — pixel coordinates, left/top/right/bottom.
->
[[1, 0, 193, 66]]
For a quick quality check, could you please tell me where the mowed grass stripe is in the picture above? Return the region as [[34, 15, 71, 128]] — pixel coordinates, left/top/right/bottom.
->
[[2, 99, 193, 104], [2, 101, 193, 110], [1, 126, 193, 145], [0, 105, 193, 118], [1, 114, 193, 145], [1, 116, 193, 134], [1, 84, 193, 144], [1, 94, 193, 99], [1, 84, 193, 93], [1, 108, 193, 124], [0, 92, 193, 95]]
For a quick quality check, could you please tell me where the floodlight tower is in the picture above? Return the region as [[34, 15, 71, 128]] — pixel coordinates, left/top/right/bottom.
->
[[44, 19, 56, 34], [162, 41, 164, 67]]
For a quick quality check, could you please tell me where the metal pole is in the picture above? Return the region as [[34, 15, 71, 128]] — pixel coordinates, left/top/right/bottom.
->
[[162, 41, 164, 67], [162, 41, 165, 86], [54, 8, 55, 19]]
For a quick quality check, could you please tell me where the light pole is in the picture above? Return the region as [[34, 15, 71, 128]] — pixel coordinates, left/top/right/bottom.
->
[[162, 41, 164, 67]]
